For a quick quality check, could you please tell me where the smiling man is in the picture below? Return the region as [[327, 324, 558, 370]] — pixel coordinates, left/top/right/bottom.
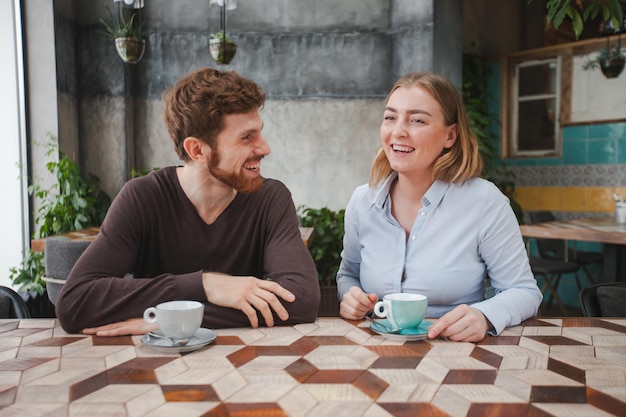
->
[[56, 68, 320, 336]]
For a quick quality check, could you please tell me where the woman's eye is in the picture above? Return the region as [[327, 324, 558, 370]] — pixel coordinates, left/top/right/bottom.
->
[[383, 115, 395, 121]]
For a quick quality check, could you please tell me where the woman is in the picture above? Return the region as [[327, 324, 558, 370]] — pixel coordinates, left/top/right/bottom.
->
[[337, 72, 542, 342]]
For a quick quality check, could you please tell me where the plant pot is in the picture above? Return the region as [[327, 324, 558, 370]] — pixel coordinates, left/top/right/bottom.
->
[[209, 39, 237, 65], [42, 276, 65, 306], [19, 289, 56, 318], [318, 285, 340, 317], [600, 56, 625, 79], [115, 37, 146, 64]]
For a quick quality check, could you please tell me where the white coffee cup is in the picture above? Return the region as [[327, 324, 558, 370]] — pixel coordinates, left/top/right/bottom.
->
[[374, 293, 428, 330], [143, 300, 203, 340], [616, 202, 626, 225]]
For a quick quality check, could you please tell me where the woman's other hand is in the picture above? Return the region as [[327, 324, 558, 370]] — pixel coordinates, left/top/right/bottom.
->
[[340, 286, 378, 320], [427, 304, 489, 342]]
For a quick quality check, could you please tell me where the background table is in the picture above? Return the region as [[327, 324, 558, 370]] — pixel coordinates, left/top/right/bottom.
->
[[0, 317, 625, 416], [521, 216, 626, 283], [32, 226, 315, 251]]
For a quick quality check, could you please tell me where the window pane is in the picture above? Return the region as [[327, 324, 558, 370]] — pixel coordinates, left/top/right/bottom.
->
[[518, 63, 556, 96], [517, 99, 556, 152]]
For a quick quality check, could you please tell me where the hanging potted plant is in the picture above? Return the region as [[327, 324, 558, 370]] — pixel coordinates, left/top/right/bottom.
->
[[209, 30, 237, 65], [100, 7, 145, 64], [582, 44, 626, 79]]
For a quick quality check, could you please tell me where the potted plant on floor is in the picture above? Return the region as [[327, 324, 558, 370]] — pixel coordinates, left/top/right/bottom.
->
[[9, 137, 111, 317], [298, 206, 345, 317], [100, 7, 145, 64], [209, 30, 237, 65]]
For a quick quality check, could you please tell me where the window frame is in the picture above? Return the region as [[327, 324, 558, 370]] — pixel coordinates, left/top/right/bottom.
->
[[500, 37, 626, 160], [502, 48, 569, 159], [511, 57, 561, 157]]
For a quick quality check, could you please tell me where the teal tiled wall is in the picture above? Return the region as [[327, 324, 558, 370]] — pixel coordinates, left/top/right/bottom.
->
[[485, 60, 626, 309]]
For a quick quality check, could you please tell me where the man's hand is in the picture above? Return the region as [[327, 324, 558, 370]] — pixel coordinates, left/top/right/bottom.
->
[[81, 317, 157, 337], [202, 272, 295, 328], [427, 304, 489, 342], [340, 286, 378, 320]]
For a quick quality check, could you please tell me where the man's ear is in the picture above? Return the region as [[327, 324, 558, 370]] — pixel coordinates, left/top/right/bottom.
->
[[183, 137, 210, 162]]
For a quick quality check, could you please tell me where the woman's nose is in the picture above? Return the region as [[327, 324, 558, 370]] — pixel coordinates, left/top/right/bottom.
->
[[392, 120, 408, 137]]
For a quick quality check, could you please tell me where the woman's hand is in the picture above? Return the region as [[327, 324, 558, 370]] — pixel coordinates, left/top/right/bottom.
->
[[81, 317, 157, 336], [340, 286, 378, 320], [427, 304, 489, 342]]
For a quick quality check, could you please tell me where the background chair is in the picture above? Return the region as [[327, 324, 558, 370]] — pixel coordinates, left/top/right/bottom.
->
[[528, 257, 580, 315], [528, 211, 602, 287], [0, 286, 31, 318], [580, 282, 626, 317], [43, 238, 91, 305]]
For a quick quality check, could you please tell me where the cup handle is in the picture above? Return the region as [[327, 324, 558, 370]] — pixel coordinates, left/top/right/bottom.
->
[[373, 301, 388, 319], [143, 307, 157, 323]]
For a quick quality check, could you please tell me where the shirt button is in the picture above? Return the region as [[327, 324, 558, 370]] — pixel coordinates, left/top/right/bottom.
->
[[411, 235, 416, 240], [420, 212, 425, 216]]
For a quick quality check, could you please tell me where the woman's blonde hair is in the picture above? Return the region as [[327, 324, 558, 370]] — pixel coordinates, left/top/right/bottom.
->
[[369, 72, 482, 187]]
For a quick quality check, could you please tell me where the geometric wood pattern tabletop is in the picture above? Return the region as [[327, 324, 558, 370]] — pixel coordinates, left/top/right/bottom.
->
[[0, 317, 625, 417]]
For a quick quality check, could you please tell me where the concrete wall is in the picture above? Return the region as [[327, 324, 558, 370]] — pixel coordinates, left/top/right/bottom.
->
[[30, 0, 462, 213]]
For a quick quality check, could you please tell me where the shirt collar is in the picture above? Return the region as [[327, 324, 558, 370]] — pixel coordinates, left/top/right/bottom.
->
[[423, 180, 449, 208], [371, 172, 397, 210], [370, 172, 450, 209]]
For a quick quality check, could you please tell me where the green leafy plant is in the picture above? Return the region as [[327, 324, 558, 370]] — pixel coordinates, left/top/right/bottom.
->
[[582, 44, 625, 70], [31, 140, 111, 238], [99, 6, 143, 39], [209, 30, 237, 64], [210, 30, 235, 43], [9, 136, 111, 295], [298, 207, 345, 287], [130, 167, 160, 179], [462, 53, 523, 223], [8, 251, 45, 295], [531, 0, 624, 39]]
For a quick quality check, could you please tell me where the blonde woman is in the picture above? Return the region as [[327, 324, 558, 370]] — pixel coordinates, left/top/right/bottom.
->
[[337, 72, 542, 342]]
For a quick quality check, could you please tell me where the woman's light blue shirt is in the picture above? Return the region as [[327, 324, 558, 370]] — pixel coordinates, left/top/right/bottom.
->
[[336, 173, 543, 335]]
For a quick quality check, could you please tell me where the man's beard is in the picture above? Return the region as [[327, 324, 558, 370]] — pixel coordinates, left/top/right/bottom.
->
[[208, 149, 264, 194]]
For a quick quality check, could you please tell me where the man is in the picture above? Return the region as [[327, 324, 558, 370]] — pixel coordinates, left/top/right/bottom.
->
[[56, 68, 320, 336]]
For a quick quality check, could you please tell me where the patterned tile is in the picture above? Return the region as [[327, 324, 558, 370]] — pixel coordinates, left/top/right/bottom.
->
[[0, 318, 624, 416]]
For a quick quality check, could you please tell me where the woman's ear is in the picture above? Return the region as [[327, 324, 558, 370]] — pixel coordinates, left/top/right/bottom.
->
[[444, 123, 458, 149], [183, 137, 210, 162]]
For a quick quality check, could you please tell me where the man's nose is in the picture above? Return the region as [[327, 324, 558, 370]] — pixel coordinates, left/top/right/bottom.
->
[[256, 135, 271, 156]]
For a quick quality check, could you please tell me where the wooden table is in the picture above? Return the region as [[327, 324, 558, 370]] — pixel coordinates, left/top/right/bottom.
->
[[1, 317, 625, 416], [520, 217, 626, 283], [32, 226, 315, 251]]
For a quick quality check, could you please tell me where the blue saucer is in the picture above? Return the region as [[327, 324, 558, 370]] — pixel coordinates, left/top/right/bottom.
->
[[370, 319, 432, 340]]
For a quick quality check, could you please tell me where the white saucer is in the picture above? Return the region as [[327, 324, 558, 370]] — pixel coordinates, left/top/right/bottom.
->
[[369, 319, 432, 341], [141, 328, 217, 353]]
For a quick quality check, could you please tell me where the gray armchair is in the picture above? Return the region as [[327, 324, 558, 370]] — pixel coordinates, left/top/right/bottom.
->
[[580, 282, 626, 317], [43, 238, 91, 305]]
